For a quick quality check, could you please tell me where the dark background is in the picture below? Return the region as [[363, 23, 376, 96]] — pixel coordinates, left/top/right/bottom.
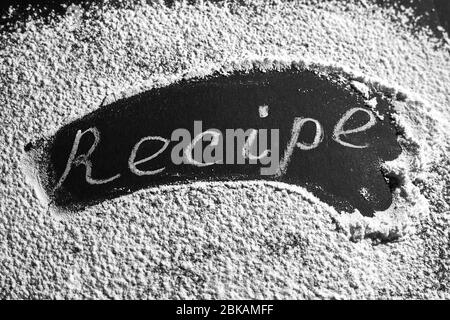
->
[[43, 69, 401, 216]]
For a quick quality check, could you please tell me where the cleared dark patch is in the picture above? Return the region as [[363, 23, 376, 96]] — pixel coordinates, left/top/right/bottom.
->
[[28, 68, 403, 216]]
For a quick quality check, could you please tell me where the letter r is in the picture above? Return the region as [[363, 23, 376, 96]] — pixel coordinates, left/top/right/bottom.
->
[[54, 127, 120, 191]]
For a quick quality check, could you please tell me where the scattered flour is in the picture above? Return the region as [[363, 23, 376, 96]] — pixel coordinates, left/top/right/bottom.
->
[[1, 0, 449, 299], [350, 80, 371, 99]]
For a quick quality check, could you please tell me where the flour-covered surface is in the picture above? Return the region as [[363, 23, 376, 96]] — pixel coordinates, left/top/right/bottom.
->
[[1, 0, 449, 299]]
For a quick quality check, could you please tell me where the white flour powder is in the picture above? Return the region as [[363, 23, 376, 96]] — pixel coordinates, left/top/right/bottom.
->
[[0, 0, 449, 299]]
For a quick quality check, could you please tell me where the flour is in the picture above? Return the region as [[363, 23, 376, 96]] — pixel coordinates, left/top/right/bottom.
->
[[1, 0, 449, 299], [350, 80, 370, 99]]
